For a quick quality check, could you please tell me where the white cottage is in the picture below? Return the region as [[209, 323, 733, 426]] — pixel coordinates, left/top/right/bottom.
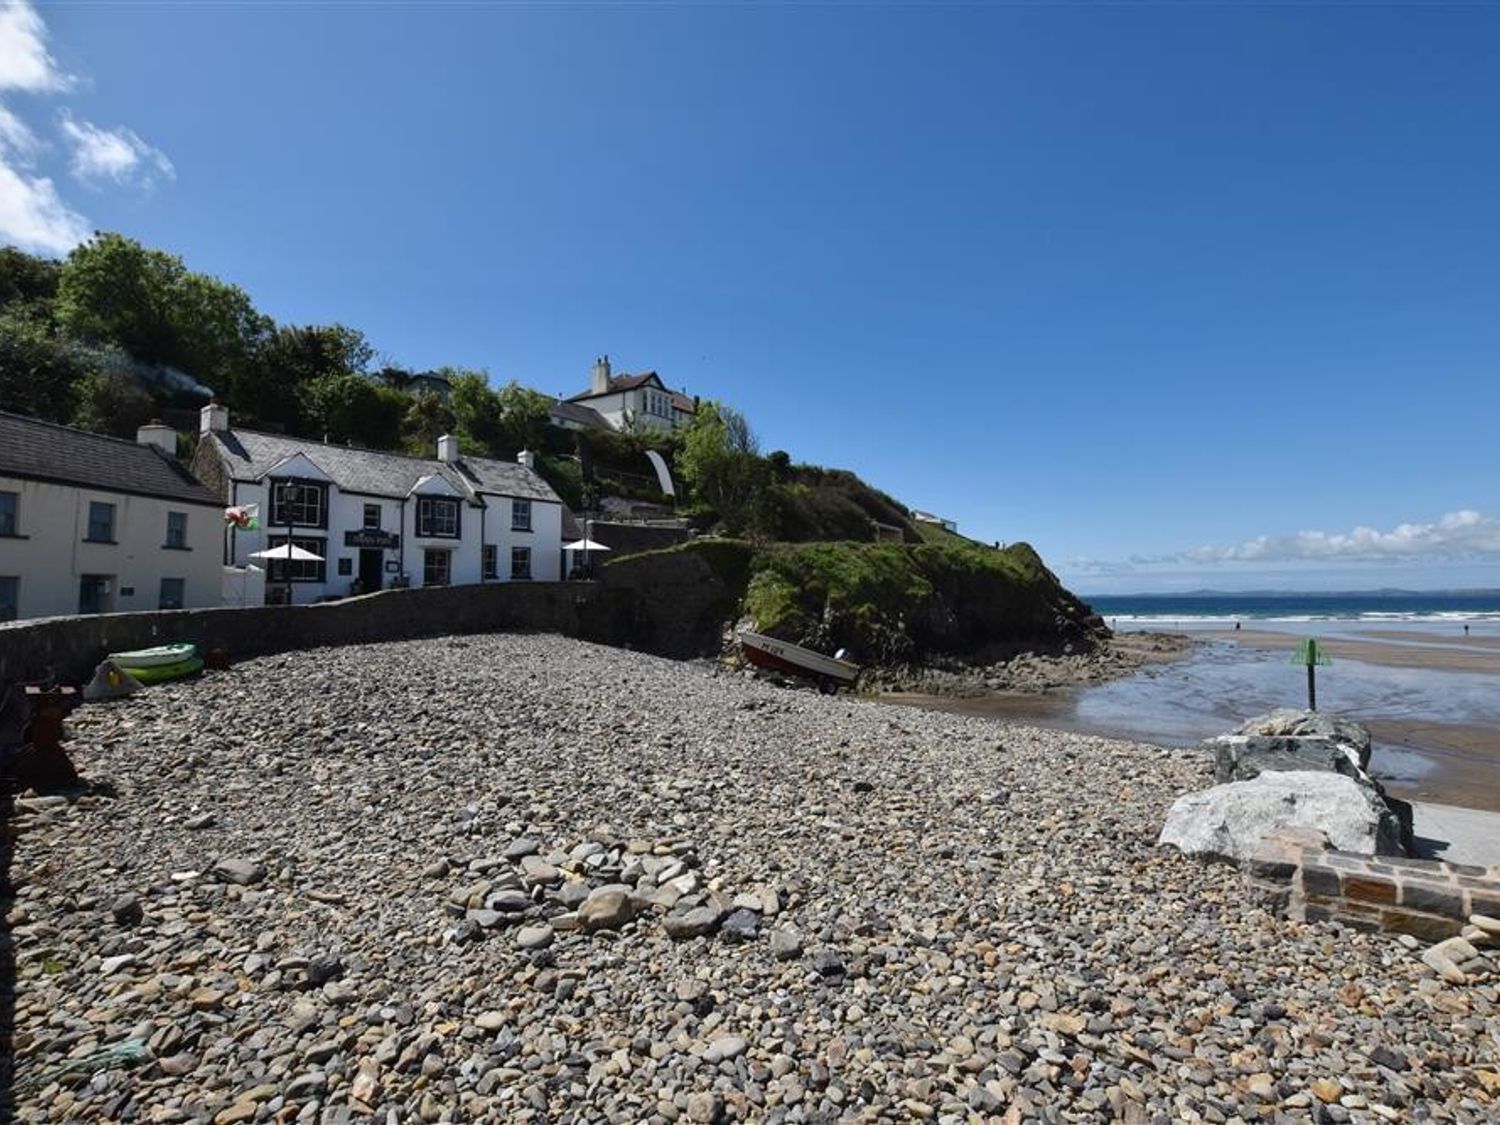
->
[[191, 404, 565, 604], [0, 411, 224, 621], [562, 356, 696, 433]]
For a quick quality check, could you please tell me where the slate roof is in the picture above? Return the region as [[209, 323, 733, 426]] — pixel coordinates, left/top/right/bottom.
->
[[203, 429, 561, 505], [566, 371, 666, 402], [549, 399, 611, 429], [0, 411, 222, 507]]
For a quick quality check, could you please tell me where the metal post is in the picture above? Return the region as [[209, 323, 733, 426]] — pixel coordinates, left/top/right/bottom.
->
[[1307, 639, 1317, 710]]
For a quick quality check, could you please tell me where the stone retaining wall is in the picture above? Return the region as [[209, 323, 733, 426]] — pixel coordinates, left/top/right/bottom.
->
[[1249, 828, 1500, 941], [0, 582, 603, 696]]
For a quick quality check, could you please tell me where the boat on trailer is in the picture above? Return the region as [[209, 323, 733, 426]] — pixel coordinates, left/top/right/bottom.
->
[[735, 629, 861, 694]]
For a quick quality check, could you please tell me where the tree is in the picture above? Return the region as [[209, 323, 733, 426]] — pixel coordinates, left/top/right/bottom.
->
[[677, 400, 767, 534], [72, 368, 155, 438], [0, 307, 84, 422], [0, 246, 61, 310], [446, 370, 505, 453], [56, 233, 269, 408], [496, 381, 552, 457], [302, 373, 407, 448], [402, 390, 456, 455]]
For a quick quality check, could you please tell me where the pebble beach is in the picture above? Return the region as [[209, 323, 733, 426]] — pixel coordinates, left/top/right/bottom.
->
[[8, 634, 1499, 1123]]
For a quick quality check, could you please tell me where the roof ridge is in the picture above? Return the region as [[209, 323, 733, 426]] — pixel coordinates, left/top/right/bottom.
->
[[229, 427, 445, 467], [0, 409, 175, 453]]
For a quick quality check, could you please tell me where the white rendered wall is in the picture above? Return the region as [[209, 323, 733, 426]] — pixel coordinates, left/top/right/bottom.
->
[[0, 475, 222, 620]]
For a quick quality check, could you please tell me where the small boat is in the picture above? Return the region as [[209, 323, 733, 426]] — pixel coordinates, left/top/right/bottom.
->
[[119, 655, 204, 685], [108, 642, 199, 668], [735, 629, 861, 694]]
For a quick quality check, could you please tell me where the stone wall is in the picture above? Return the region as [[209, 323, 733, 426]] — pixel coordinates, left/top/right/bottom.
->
[[587, 522, 692, 560], [1249, 828, 1500, 941], [0, 582, 604, 694]]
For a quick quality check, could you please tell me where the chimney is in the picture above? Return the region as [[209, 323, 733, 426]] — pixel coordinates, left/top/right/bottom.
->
[[436, 434, 460, 463], [200, 399, 229, 436], [136, 420, 177, 458], [590, 355, 611, 395], [517, 449, 536, 470]]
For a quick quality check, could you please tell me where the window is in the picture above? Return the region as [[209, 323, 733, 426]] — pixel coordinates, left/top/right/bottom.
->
[[511, 546, 531, 580], [266, 536, 326, 583], [159, 577, 185, 609], [165, 510, 188, 548], [0, 576, 17, 621], [423, 548, 451, 586], [511, 499, 531, 532], [0, 491, 16, 536], [482, 544, 497, 580], [363, 503, 381, 529], [270, 481, 325, 527], [86, 501, 115, 542], [416, 497, 460, 538]]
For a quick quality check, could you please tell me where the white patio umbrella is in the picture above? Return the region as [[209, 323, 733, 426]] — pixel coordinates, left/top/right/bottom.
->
[[248, 543, 325, 562], [563, 538, 611, 553]]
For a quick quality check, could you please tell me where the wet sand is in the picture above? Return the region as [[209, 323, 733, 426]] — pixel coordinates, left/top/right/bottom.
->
[[1203, 627, 1500, 674], [883, 626, 1500, 813]]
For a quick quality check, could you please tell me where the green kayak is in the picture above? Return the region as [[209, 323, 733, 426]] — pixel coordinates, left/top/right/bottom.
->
[[108, 642, 198, 668], [118, 655, 204, 684]]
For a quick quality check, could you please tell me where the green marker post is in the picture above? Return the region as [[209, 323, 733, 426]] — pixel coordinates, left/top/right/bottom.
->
[[1291, 638, 1332, 710]]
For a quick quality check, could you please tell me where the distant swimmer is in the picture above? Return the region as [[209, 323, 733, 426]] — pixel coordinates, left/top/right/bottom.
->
[[1235, 621, 1241, 631]]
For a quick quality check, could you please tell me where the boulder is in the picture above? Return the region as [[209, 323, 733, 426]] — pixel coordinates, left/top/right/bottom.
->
[[1234, 708, 1372, 771], [1210, 735, 1365, 786], [1159, 771, 1405, 863]]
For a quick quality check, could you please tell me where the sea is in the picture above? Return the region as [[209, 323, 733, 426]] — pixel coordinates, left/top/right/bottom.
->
[[1087, 590, 1500, 629], [936, 591, 1500, 804]]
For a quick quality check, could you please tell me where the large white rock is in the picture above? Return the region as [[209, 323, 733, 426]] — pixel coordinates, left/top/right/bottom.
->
[[1158, 770, 1401, 864]]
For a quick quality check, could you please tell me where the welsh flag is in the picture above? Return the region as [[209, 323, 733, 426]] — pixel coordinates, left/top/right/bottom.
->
[[224, 504, 260, 530]]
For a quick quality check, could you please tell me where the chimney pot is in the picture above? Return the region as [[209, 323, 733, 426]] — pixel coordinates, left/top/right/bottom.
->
[[136, 422, 177, 458], [200, 401, 229, 436]]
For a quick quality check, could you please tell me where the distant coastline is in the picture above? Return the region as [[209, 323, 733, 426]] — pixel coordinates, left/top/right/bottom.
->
[[1087, 590, 1500, 624]]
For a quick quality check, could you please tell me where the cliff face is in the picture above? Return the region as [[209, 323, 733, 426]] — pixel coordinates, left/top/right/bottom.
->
[[601, 539, 1106, 664], [743, 540, 1106, 664]]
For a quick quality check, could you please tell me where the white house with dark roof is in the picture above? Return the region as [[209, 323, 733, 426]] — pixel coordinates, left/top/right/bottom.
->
[[0, 411, 224, 621], [563, 356, 696, 433], [191, 403, 564, 604]]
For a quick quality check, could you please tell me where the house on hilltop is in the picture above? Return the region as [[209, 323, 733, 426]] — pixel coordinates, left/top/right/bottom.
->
[[562, 356, 696, 433], [0, 411, 224, 620], [191, 402, 564, 604]]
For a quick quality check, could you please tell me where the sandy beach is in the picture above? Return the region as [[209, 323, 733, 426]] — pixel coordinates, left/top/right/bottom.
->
[[1202, 627, 1500, 675], [8, 633, 1497, 1121]]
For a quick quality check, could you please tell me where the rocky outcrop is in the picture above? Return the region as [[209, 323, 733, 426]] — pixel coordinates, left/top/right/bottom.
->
[[1203, 709, 1412, 854], [1159, 771, 1405, 863]]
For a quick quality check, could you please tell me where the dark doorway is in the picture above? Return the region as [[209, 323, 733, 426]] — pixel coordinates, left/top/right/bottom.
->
[[78, 575, 113, 614], [358, 549, 383, 593]]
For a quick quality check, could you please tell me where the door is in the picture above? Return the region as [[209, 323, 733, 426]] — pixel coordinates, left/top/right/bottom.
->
[[358, 549, 383, 593], [79, 575, 113, 614]]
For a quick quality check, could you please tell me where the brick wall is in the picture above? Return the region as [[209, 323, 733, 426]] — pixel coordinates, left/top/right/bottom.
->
[[1248, 828, 1500, 941]]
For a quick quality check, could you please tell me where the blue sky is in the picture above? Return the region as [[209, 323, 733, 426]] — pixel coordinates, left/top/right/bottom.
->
[[3, 1, 1499, 593]]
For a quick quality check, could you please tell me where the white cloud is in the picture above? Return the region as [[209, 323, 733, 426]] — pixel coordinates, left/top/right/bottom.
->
[[0, 156, 90, 252], [1183, 510, 1500, 564], [58, 110, 173, 188], [0, 97, 37, 156], [0, 0, 71, 92]]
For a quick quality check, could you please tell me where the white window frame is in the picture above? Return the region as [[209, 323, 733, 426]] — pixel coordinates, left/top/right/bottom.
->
[[417, 497, 460, 538], [510, 546, 531, 580], [423, 548, 452, 586]]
